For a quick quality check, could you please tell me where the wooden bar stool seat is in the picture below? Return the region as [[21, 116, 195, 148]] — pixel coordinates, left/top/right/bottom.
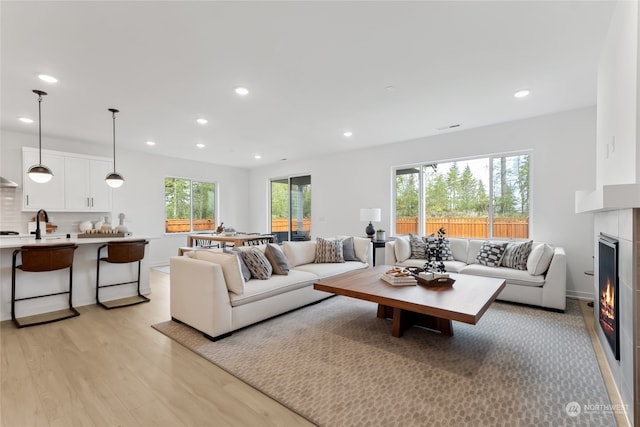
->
[[11, 242, 80, 328], [96, 239, 150, 309]]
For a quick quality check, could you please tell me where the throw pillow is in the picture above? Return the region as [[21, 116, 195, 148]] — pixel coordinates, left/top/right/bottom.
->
[[501, 240, 533, 270], [341, 237, 358, 261], [409, 234, 426, 259], [282, 241, 316, 267], [239, 247, 273, 280], [475, 241, 508, 267], [394, 236, 411, 262], [527, 243, 554, 276], [315, 237, 345, 263], [193, 250, 245, 295], [264, 244, 290, 275], [223, 248, 251, 282]]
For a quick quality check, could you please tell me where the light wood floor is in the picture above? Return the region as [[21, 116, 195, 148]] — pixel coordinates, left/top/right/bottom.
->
[[1, 269, 315, 427]]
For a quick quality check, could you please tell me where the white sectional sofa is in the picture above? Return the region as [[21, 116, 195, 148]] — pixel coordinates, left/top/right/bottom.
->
[[385, 236, 566, 311], [170, 236, 372, 340]]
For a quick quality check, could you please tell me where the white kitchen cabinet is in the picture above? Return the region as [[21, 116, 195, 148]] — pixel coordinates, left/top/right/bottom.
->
[[64, 157, 113, 211], [22, 149, 65, 210], [22, 147, 113, 212]]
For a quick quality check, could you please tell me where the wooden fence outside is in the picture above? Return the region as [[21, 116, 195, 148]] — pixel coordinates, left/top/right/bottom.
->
[[396, 217, 529, 239], [165, 219, 215, 233], [271, 218, 311, 232]]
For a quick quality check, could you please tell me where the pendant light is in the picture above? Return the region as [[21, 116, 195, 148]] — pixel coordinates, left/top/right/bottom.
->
[[105, 108, 124, 188], [27, 90, 54, 183]]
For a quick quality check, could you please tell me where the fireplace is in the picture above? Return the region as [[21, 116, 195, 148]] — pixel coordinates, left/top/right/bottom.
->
[[598, 233, 619, 360]]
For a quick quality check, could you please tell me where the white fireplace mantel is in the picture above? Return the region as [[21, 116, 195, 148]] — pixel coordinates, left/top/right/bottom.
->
[[576, 183, 640, 213]]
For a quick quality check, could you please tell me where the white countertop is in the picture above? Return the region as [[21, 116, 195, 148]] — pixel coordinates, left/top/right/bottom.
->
[[0, 235, 158, 249]]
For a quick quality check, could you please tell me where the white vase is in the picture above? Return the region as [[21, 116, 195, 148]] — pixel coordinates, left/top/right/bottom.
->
[[376, 231, 386, 241]]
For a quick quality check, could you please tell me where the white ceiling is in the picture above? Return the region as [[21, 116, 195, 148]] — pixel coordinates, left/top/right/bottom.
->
[[1, 1, 615, 168]]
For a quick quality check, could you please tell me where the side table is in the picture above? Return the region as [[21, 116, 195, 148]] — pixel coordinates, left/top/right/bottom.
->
[[371, 239, 388, 266]]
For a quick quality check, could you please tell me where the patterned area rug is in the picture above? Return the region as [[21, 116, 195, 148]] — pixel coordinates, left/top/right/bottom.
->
[[152, 297, 615, 426]]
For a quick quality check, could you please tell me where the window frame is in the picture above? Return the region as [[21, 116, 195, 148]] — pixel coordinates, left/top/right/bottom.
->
[[392, 151, 531, 239], [164, 176, 218, 235], [269, 174, 312, 242]]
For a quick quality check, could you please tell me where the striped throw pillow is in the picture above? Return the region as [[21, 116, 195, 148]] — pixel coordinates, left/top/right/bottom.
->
[[315, 237, 345, 263], [501, 240, 533, 270]]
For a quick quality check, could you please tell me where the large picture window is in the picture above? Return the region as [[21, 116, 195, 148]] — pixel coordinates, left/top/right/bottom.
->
[[394, 153, 530, 239], [165, 177, 216, 233], [270, 175, 311, 242]]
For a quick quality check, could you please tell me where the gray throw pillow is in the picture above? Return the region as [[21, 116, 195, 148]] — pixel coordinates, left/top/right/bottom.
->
[[476, 241, 508, 267], [341, 237, 358, 261], [502, 240, 533, 270], [409, 234, 426, 259], [239, 247, 273, 280], [265, 244, 290, 275]]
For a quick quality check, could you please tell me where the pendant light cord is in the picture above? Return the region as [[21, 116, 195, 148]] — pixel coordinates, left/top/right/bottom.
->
[[112, 110, 117, 172], [37, 92, 43, 165]]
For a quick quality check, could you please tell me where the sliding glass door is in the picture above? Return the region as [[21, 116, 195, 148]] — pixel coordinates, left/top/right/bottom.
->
[[270, 175, 311, 242]]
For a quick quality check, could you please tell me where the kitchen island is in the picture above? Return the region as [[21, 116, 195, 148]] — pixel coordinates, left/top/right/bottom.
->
[[0, 235, 157, 322]]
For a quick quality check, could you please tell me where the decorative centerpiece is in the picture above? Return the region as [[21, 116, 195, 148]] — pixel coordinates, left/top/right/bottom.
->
[[413, 227, 455, 287]]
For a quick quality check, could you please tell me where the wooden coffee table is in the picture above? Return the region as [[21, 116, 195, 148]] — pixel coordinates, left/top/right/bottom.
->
[[313, 265, 506, 338]]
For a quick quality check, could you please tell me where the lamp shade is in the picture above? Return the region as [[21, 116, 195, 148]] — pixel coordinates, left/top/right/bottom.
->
[[360, 208, 381, 222], [28, 164, 53, 183], [105, 172, 124, 188]]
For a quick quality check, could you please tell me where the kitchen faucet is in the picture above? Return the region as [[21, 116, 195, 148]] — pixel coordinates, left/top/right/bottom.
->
[[35, 209, 48, 240]]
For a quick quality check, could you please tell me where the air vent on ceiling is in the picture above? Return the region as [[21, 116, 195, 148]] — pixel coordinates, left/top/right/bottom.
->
[[437, 124, 461, 131]]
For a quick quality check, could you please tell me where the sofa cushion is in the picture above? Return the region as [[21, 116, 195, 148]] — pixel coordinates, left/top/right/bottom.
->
[[315, 237, 345, 263], [409, 234, 426, 259], [527, 243, 554, 275], [393, 236, 411, 262], [341, 237, 358, 261], [294, 260, 367, 278], [459, 265, 545, 287], [448, 238, 469, 262], [265, 244, 290, 275], [476, 241, 508, 267], [230, 270, 319, 307], [502, 240, 533, 270], [442, 260, 468, 273], [282, 240, 317, 267], [239, 247, 273, 280], [192, 250, 245, 295], [467, 239, 486, 264]]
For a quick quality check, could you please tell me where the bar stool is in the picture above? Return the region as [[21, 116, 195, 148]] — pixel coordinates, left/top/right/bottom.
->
[[96, 239, 150, 309], [11, 242, 80, 328]]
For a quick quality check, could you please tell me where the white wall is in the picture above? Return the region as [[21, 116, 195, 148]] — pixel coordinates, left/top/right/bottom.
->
[[592, 1, 639, 423], [0, 129, 251, 266], [248, 107, 597, 299], [596, 0, 638, 186]]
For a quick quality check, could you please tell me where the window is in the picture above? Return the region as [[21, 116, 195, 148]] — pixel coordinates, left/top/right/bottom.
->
[[394, 153, 530, 239], [270, 175, 311, 242], [165, 177, 216, 233]]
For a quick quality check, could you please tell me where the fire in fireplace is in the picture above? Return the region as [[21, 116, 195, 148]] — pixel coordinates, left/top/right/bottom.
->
[[598, 233, 619, 360]]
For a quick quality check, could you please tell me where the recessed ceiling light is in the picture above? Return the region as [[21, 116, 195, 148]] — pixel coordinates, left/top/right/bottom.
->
[[18, 117, 34, 123], [146, 141, 156, 146], [196, 118, 208, 125], [235, 87, 249, 96], [514, 89, 530, 98], [343, 131, 353, 137], [38, 74, 58, 83], [254, 154, 262, 159], [196, 143, 205, 148]]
